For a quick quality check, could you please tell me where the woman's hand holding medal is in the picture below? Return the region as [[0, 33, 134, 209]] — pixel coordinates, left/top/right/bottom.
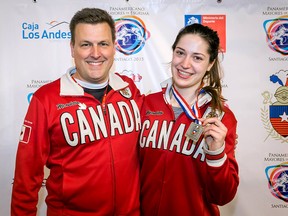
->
[[200, 116, 227, 151]]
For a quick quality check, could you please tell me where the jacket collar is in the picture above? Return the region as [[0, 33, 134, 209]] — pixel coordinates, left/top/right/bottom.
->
[[160, 77, 212, 107], [60, 67, 128, 96]]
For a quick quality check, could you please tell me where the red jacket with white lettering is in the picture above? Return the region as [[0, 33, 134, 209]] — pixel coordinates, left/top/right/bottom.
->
[[139, 79, 239, 216], [11, 68, 143, 216]]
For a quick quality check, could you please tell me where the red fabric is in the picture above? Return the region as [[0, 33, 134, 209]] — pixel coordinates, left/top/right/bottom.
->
[[11, 72, 143, 216], [140, 90, 239, 216]]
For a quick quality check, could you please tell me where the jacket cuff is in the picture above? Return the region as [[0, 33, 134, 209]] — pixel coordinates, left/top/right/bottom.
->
[[203, 142, 227, 167]]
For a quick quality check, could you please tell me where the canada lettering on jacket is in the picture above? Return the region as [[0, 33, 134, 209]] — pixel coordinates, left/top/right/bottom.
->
[[60, 100, 141, 146], [140, 120, 205, 161]]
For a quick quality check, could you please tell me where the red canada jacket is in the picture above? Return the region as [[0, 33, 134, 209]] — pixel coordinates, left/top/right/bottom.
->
[[139, 79, 239, 216], [11, 68, 143, 216]]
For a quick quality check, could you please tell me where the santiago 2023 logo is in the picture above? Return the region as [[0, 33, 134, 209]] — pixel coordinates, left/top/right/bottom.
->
[[265, 162, 288, 202], [263, 15, 288, 55], [114, 16, 150, 55]]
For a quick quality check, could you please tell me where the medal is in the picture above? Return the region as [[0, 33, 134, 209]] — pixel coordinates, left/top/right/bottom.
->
[[206, 111, 218, 118], [171, 86, 204, 143], [185, 122, 203, 142]]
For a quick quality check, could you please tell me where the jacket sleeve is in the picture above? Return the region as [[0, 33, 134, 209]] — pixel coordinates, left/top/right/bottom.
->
[[11, 95, 50, 216], [202, 108, 239, 206]]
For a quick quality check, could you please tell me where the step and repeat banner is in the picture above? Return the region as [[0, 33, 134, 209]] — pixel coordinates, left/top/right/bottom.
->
[[1, 0, 288, 215]]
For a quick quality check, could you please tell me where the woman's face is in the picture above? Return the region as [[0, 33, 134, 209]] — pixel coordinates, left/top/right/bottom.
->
[[171, 33, 214, 91]]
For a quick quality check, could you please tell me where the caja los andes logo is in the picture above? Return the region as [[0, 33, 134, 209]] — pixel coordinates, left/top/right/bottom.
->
[[21, 20, 71, 40], [261, 70, 288, 142]]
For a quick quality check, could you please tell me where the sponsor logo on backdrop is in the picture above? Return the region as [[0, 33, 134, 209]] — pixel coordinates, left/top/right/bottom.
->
[[21, 20, 71, 40], [261, 70, 288, 142], [184, 14, 228, 88], [265, 161, 288, 204], [114, 16, 151, 55], [263, 15, 288, 55], [184, 15, 226, 52], [26, 79, 52, 103], [109, 7, 149, 85], [109, 6, 149, 16], [263, 6, 288, 16], [119, 69, 142, 82]]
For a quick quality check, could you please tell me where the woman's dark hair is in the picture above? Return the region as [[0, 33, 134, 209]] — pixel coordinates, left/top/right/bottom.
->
[[172, 23, 226, 112], [69, 8, 116, 45]]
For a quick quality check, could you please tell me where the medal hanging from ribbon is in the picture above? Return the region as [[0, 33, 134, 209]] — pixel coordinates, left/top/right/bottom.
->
[[171, 86, 203, 142]]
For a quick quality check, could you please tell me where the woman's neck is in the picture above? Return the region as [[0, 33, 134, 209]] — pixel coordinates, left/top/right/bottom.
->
[[172, 85, 200, 106]]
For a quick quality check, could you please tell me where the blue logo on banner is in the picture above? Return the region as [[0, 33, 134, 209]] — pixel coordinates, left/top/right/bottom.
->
[[265, 163, 288, 202], [114, 16, 150, 55], [263, 16, 288, 55], [22, 21, 71, 40], [185, 15, 202, 25]]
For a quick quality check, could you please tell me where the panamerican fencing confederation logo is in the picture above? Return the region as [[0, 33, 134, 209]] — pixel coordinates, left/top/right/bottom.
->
[[265, 162, 288, 202], [114, 16, 150, 55], [261, 70, 288, 142], [263, 15, 288, 55]]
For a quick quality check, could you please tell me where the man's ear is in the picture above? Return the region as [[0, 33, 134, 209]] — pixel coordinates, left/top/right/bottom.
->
[[70, 42, 74, 58]]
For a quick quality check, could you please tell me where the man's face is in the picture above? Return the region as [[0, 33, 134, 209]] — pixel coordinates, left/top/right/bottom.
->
[[70, 23, 115, 84]]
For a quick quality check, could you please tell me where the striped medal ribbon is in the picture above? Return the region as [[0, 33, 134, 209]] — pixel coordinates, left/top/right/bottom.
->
[[171, 85, 203, 142]]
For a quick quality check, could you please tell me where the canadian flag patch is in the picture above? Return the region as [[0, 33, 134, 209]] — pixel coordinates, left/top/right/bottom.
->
[[19, 124, 32, 144]]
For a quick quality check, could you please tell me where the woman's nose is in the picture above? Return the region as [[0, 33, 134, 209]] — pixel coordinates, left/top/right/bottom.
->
[[181, 56, 191, 68]]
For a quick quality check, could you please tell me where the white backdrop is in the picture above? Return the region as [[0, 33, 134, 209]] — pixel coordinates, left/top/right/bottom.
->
[[1, 0, 288, 215]]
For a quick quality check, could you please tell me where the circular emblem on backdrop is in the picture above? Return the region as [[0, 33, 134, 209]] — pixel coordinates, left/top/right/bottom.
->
[[263, 15, 288, 55], [114, 16, 150, 55], [265, 162, 288, 202]]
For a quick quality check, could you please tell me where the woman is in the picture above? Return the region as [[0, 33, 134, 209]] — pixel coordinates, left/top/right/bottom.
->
[[139, 23, 239, 216]]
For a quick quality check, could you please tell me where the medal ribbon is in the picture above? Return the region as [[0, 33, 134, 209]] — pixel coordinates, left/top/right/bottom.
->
[[171, 86, 201, 124]]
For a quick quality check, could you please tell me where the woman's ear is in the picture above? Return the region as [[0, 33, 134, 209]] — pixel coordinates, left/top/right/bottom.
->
[[207, 59, 215, 71]]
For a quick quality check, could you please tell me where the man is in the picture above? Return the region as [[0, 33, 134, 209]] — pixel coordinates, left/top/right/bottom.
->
[[11, 8, 143, 216]]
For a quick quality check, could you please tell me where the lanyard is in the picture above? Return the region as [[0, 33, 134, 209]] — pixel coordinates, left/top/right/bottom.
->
[[101, 85, 109, 114], [171, 85, 202, 124]]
